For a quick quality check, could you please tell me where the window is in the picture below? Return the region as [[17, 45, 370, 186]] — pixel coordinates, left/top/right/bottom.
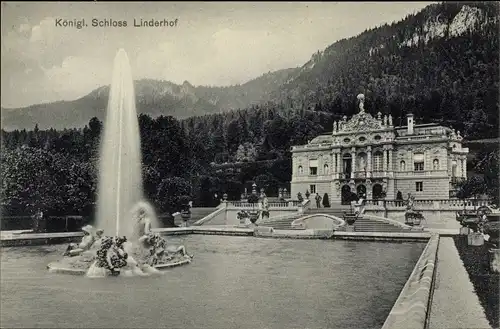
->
[[359, 136, 366, 142], [416, 182, 423, 192], [451, 160, 457, 177], [310, 185, 316, 194], [433, 159, 439, 170], [343, 138, 351, 144], [400, 160, 406, 171], [413, 153, 424, 171], [309, 159, 318, 176], [323, 164, 329, 174], [373, 151, 383, 171], [414, 162, 424, 171], [298, 166, 303, 174], [374, 135, 382, 141]]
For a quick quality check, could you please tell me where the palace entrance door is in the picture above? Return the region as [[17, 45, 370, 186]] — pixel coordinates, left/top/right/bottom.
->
[[341, 185, 352, 205]]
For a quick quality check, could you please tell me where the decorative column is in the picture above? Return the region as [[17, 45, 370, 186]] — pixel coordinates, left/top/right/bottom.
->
[[351, 147, 356, 178], [333, 152, 337, 175], [388, 147, 393, 172], [382, 147, 387, 172], [330, 152, 335, 176], [367, 146, 372, 178], [336, 152, 342, 174], [461, 158, 466, 178], [448, 156, 452, 176]]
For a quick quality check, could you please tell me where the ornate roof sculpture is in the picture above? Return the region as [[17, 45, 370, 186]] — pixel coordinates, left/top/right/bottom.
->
[[333, 94, 391, 134]]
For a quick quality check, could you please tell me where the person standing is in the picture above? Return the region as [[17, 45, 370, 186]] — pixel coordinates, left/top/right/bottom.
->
[[32, 209, 44, 233], [315, 194, 322, 208]]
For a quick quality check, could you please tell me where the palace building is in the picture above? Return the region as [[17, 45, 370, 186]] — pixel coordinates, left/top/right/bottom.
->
[[290, 94, 469, 204]]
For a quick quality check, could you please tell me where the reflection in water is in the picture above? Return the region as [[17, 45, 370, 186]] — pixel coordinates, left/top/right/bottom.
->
[[1, 236, 425, 329]]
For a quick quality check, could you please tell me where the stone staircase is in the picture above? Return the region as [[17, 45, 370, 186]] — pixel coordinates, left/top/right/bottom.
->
[[259, 204, 412, 232], [258, 213, 304, 230], [335, 218, 412, 232]]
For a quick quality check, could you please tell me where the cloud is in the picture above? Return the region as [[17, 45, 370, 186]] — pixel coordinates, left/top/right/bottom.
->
[[134, 28, 312, 86], [41, 56, 111, 101]]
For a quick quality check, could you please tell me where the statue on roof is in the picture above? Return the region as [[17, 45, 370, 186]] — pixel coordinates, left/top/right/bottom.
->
[[357, 94, 365, 113]]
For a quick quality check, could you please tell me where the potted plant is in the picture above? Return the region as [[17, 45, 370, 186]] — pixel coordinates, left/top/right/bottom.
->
[[247, 194, 260, 224], [237, 210, 249, 225], [305, 190, 310, 199], [297, 192, 303, 203]]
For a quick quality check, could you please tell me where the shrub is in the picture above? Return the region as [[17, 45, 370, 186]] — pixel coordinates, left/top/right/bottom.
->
[[322, 193, 330, 208]]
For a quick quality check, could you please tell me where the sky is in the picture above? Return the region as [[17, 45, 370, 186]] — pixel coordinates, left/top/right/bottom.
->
[[1, 1, 435, 108]]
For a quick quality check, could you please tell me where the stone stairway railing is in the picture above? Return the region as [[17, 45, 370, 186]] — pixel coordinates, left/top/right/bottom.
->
[[381, 234, 439, 329], [192, 207, 226, 226]]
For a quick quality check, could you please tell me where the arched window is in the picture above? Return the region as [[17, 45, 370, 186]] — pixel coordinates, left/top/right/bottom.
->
[[433, 159, 439, 170], [413, 153, 424, 171], [373, 151, 383, 171], [324, 164, 329, 174], [298, 165, 303, 174], [451, 160, 457, 177], [400, 160, 406, 171]]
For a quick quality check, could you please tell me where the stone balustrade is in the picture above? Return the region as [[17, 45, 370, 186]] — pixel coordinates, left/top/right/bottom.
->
[[228, 201, 300, 209], [382, 234, 439, 329], [364, 198, 490, 210]]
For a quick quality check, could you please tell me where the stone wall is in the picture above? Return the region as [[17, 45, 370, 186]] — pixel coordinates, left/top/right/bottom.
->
[[394, 176, 449, 200], [291, 181, 331, 200], [381, 234, 439, 329], [196, 205, 298, 226], [366, 209, 460, 229]]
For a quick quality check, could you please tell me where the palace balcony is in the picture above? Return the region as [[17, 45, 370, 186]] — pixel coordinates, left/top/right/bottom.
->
[[338, 171, 388, 180]]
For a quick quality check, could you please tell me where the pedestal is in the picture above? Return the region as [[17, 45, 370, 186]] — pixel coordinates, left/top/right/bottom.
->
[[489, 249, 500, 274], [346, 226, 355, 232], [467, 232, 484, 246], [459, 227, 471, 235]]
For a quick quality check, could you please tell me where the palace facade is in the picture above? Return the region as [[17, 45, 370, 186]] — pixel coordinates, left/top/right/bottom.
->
[[290, 95, 469, 204]]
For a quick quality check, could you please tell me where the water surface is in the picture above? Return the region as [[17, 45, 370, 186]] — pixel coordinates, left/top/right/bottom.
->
[[1, 235, 425, 329]]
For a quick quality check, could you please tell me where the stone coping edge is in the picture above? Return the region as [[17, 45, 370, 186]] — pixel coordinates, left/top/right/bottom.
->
[[2, 227, 432, 247], [46, 258, 192, 276], [381, 233, 440, 329]]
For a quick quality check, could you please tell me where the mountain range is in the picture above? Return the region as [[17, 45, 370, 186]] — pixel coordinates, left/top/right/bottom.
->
[[1, 1, 498, 132]]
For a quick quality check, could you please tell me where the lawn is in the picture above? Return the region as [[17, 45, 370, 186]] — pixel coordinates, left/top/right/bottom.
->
[[453, 236, 499, 329]]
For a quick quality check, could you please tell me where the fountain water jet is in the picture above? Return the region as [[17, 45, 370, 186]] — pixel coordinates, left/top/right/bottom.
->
[[47, 49, 192, 276], [95, 48, 159, 238]]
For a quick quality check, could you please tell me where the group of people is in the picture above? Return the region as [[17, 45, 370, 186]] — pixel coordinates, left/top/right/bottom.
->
[[63, 204, 192, 278]]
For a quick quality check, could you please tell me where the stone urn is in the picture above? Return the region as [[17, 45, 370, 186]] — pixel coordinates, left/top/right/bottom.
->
[[405, 211, 424, 226], [467, 232, 484, 246], [181, 210, 191, 226], [237, 210, 249, 225], [483, 211, 500, 247], [343, 211, 357, 227], [489, 249, 500, 274], [246, 193, 260, 225], [248, 211, 260, 224]]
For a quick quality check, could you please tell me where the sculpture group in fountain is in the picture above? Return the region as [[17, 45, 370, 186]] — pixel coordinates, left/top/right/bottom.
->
[[49, 202, 193, 277]]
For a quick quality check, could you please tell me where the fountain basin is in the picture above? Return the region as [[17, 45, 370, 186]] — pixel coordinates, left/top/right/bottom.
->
[[47, 255, 192, 276]]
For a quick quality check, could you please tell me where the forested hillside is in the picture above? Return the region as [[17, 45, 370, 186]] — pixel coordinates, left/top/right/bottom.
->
[[2, 2, 498, 139], [269, 2, 499, 140]]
